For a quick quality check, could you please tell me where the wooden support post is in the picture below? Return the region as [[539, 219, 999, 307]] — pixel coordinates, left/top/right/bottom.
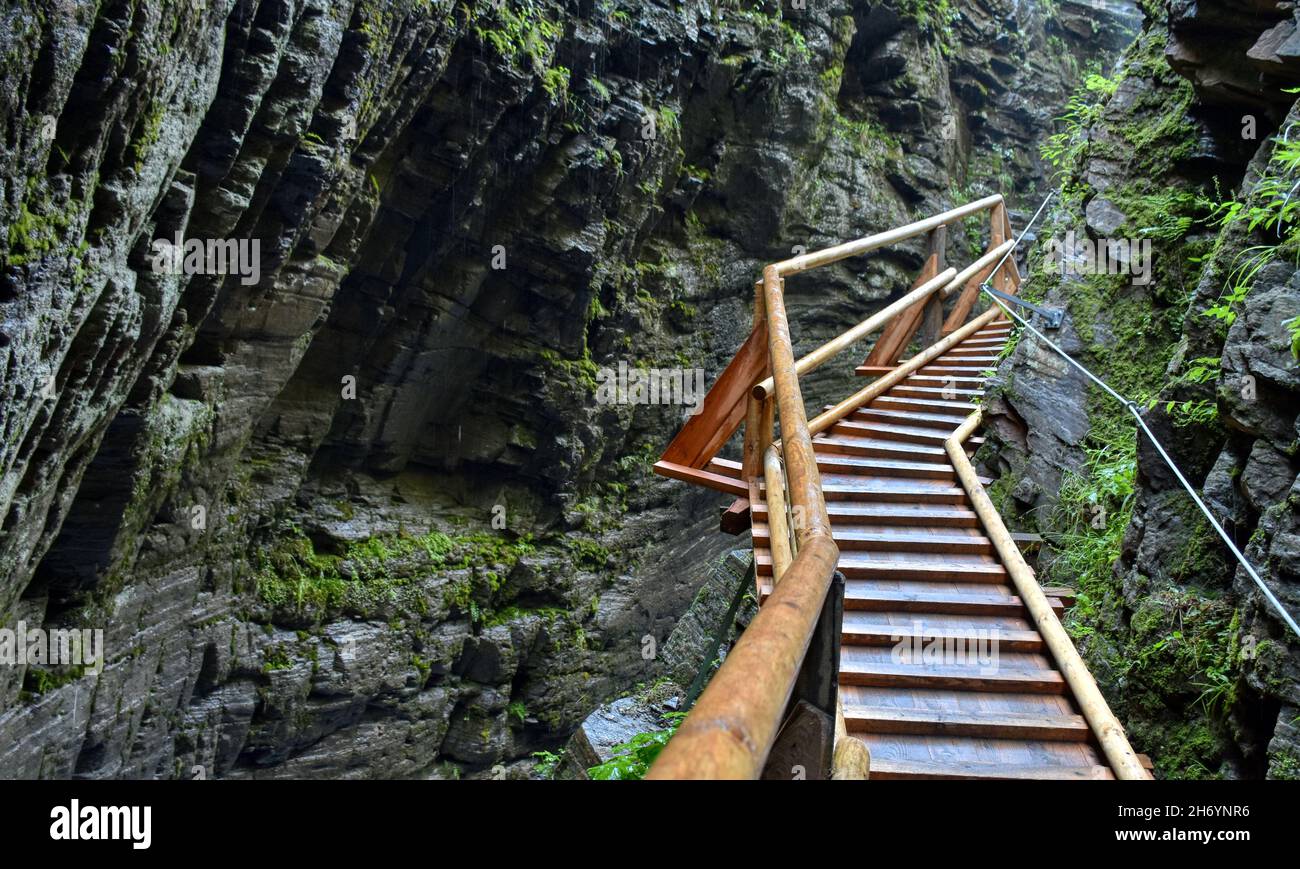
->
[[742, 280, 771, 481], [763, 446, 793, 586], [761, 701, 833, 780], [943, 200, 1007, 335], [833, 697, 871, 780], [864, 226, 947, 367]]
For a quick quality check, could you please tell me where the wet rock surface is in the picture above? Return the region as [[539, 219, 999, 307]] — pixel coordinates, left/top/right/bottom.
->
[[0, 0, 1132, 777], [983, 3, 1300, 778]]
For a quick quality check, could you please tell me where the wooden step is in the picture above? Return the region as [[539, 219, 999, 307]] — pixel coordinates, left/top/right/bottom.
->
[[918, 360, 995, 372], [839, 660, 1067, 694], [867, 759, 1113, 781], [813, 453, 955, 480], [752, 524, 991, 554], [902, 375, 987, 388], [843, 705, 1089, 742], [832, 419, 982, 447], [946, 345, 1004, 357], [870, 396, 979, 417], [840, 621, 1043, 652], [843, 586, 1066, 616], [889, 385, 984, 400], [753, 501, 980, 528], [813, 433, 949, 463], [857, 363, 995, 379], [809, 477, 970, 504], [851, 407, 967, 430], [808, 552, 1008, 581]]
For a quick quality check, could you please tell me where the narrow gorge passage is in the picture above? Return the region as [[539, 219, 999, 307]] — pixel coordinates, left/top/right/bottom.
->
[[0, 0, 1297, 826]]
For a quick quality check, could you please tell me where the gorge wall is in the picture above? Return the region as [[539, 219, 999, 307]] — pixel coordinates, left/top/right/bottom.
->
[[0, 0, 1135, 778], [981, 0, 1300, 778]]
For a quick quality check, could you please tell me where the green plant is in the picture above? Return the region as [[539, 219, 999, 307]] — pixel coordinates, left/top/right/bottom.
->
[[587, 712, 686, 780], [532, 749, 563, 778], [1041, 72, 1118, 179], [541, 66, 570, 100], [1285, 315, 1300, 360], [1202, 127, 1300, 329]]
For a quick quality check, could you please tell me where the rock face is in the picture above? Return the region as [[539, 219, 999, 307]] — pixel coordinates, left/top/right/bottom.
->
[[0, 0, 1133, 778], [982, 2, 1300, 778]]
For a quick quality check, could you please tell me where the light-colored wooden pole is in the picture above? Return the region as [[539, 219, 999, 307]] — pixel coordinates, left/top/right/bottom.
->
[[742, 280, 771, 480], [763, 446, 793, 585], [832, 696, 871, 780], [943, 410, 1152, 781], [645, 535, 840, 779], [772, 194, 1003, 275], [804, 306, 1001, 438], [760, 266, 833, 543], [940, 239, 1015, 299], [751, 267, 958, 401]]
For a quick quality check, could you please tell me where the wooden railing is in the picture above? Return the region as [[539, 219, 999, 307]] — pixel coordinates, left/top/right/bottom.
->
[[648, 194, 1018, 780], [944, 410, 1151, 780]]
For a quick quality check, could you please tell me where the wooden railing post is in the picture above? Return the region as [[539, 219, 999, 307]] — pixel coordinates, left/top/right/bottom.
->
[[942, 200, 1006, 335], [863, 225, 947, 367], [742, 280, 771, 481]]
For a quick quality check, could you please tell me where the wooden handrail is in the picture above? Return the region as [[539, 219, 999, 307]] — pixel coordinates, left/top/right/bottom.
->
[[650, 195, 1013, 780], [750, 266, 957, 401], [648, 266, 841, 779], [944, 410, 1152, 781], [805, 306, 1001, 438], [941, 239, 1015, 298], [770, 194, 1003, 275], [762, 446, 794, 585], [644, 535, 840, 779]]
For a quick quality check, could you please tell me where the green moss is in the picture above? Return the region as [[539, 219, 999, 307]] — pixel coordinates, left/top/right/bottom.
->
[[469, 0, 562, 72], [565, 536, 610, 569], [1269, 748, 1300, 780], [129, 99, 166, 171], [253, 525, 536, 623], [262, 645, 293, 673], [538, 348, 600, 390]]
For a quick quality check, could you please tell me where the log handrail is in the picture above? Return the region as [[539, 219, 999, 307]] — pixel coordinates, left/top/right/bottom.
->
[[770, 194, 1003, 275], [750, 266, 958, 401], [650, 194, 1017, 779], [944, 410, 1152, 780]]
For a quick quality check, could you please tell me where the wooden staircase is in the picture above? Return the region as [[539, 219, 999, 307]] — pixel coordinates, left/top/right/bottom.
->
[[749, 320, 1121, 780], [645, 194, 1149, 781]]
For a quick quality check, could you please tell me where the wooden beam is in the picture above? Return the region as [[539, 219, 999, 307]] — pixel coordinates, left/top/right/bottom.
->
[[943, 201, 1007, 335], [652, 460, 748, 497], [719, 498, 751, 535], [660, 322, 768, 470]]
